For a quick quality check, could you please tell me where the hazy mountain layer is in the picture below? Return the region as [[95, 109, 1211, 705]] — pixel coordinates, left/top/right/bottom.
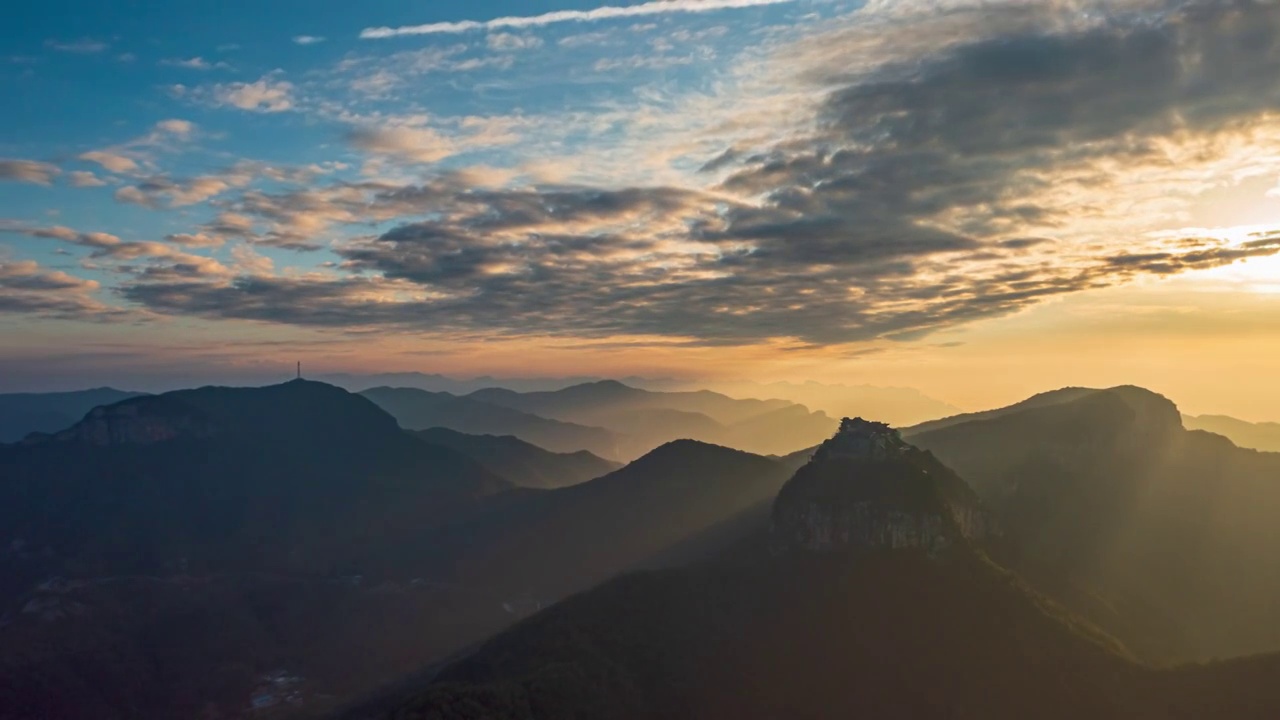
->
[[468, 381, 837, 458], [415, 428, 619, 489], [1184, 414, 1280, 453], [359, 386, 620, 459]]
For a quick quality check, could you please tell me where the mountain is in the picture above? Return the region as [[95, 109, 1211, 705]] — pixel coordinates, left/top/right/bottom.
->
[[359, 386, 620, 459], [415, 428, 619, 489], [468, 381, 837, 458], [0, 388, 147, 443], [0, 380, 510, 583], [469, 380, 796, 425], [908, 386, 1280, 662], [361, 425, 1280, 720], [0, 381, 520, 719], [1184, 414, 1280, 452]]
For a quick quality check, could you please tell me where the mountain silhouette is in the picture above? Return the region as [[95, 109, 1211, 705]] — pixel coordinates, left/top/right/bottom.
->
[[0, 388, 146, 443], [360, 386, 620, 459], [908, 386, 1280, 661], [415, 427, 619, 489]]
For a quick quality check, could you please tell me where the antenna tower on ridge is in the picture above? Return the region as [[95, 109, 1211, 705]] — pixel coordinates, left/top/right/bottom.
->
[[297, 361, 301, 380]]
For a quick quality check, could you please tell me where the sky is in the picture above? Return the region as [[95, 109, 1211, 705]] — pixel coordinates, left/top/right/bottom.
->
[[3, 0, 1280, 419]]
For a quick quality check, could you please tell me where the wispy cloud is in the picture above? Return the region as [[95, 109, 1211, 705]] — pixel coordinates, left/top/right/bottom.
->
[[44, 38, 109, 53], [360, 0, 799, 38], [293, 35, 327, 45], [160, 56, 231, 70]]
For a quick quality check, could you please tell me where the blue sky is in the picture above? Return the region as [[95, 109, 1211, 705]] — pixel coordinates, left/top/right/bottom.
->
[[4, 0, 1280, 419]]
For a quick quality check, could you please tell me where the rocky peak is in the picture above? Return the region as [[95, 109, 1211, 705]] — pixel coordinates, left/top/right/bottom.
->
[[771, 418, 991, 554], [814, 417, 908, 462]]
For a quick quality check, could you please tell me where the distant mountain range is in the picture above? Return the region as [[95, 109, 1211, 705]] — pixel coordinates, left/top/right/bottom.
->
[[692, 379, 963, 427], [359, 386, 622, 458], [467, 380, 837, 458], [1184, 414, 1280, 452]]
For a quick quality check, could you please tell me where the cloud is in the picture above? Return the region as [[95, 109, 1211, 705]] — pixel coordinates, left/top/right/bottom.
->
[[486, 33, 544, 51], [293, 35, 327, 45], [76, 119, 199, 175], [360, 0, 798, 38], [67, 171, 107, 187], [78, 151, 139, 174], [161, 56, 230, 70], [345, 124, 457, 163], [0, 260, 111, 320], [211, 76, 295, 112], [153, 118, 196, 139], [114, 172, 249, 208], [18, 0, 1280, 349], [44, 38, 108, 53], [0, 159, 59, 185], [1, 224, 233, 286], [230, 244, 275, 275]]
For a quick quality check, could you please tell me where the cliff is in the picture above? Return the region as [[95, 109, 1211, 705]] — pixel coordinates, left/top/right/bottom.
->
[[37, 397, 217, 446]]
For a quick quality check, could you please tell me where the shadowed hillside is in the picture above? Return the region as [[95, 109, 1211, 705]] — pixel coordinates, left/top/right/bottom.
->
[[909, 386, 1280, 662]]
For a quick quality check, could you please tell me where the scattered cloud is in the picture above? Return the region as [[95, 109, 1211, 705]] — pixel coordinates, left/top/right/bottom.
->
[[67, 171, 107, 187], [78, 151, 139, 174], [0, 159, 60, 185], [76, 119, 198, 176], [0, 260, 111, 319], [293, 35, 327, 45], [361, 0, 799, 38], [210, 76, 295, 112]]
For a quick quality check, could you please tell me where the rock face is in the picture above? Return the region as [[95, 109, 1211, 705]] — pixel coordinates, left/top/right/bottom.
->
[[771, 418, 992, 554], [44, 399, 217, 447]]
